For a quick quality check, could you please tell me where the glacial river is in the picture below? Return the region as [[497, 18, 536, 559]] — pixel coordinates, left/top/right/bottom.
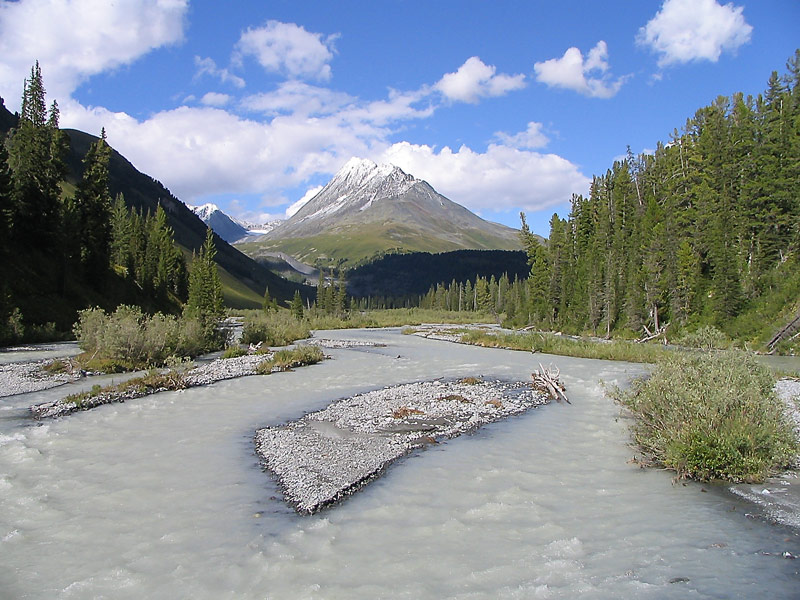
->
[[1, 329, 798, 599]]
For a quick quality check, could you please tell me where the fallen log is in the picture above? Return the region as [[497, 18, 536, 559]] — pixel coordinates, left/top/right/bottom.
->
[[532, 363, 570, 404]]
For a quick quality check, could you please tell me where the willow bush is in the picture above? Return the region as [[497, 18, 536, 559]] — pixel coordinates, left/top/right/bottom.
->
[[611, 351, 798, 482], [73, 305, 211, 371], [240, 310, 311, 347]]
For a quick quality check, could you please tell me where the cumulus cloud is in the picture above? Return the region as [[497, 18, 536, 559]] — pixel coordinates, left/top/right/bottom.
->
[[241, 81, 355, 116], [494, 121, 549, 149], [194, 56, 246, 88], [534, 41, 627, 98], [0, 0, 188, 106], [435, 57, 526, 103], [234, 20, 337, 81], [380, 141, 590, 215], [200, 92, 232, 107], [60, 97, 382, 203], [637, 0, 752, 66]]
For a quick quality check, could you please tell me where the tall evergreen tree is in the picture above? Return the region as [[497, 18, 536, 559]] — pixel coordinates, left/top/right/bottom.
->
[[185, 228, 224, 341], [5, 62, 65, 246], [74, 129, 112, 282]]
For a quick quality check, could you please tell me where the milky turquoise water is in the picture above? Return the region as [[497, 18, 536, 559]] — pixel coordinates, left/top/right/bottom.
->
[[1, 329, 798, 599]]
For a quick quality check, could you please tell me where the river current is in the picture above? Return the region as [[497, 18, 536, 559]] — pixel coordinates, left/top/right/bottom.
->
[[1, 328, 798, 599]]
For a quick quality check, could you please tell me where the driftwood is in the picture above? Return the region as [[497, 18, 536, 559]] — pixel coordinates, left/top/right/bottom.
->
[[532, 363, 570, 404], [637, 323, 668, 343]]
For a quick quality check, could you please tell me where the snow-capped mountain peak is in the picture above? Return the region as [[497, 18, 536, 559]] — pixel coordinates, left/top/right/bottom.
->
[[190, 202, 221, 222], [187, 202, 283, 243]]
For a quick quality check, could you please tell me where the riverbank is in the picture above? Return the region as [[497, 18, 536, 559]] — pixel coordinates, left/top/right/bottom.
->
[[255, 377, 550, 514]]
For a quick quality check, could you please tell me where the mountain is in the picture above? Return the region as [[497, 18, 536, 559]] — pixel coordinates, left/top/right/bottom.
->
[[188, 203, 251, 243], [239, 158, 522, 268], [189, 203, 284, 242]]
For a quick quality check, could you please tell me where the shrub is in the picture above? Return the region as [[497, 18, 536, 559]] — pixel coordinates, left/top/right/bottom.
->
[[240, 311, 310, 347], [611, 351, 798, 482], [73, 306, 216, 371], [221, 345, 247, 359], [676, 326, 733, 351], [270, 345, 324, 371]]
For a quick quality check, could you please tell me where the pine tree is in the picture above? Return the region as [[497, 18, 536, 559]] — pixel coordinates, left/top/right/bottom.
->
[[185, 228, 224, 342], [74, 129, 112, 283], [290, 290, 304, 320], [6, 62, 65, 246]]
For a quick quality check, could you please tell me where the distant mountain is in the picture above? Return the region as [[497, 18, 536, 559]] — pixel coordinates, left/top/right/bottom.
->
[[188, 203, 250, 243], [239, 158, 521, 268], [189, 203, 285, 243]]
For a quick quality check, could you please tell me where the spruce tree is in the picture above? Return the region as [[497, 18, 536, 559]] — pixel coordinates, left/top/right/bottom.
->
[[290, 290, 304, 320], [74, 129, 112, 283], [185, 228, 224, 343], [6, 62, 65, 246]]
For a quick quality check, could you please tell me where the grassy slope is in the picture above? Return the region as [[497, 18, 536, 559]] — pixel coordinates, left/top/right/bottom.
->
[[240, 222, 522, 268]]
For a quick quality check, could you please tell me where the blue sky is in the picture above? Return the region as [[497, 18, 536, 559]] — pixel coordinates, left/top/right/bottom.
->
[[0, 0, 797, 235]]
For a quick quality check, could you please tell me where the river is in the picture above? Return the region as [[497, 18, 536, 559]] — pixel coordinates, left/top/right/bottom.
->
[[1, 328, 798, 599]]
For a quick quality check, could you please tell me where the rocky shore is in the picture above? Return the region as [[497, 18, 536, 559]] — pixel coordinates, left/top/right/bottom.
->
[[255, 377, 550, 514]]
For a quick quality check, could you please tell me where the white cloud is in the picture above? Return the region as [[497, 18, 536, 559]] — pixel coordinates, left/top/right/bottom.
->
[[0, 0, 188, 106], [380, 141, 590, 215], [494, 121, 549, 149], [637, 0, 752, 67], [435, 57, 525, 104], [534, 41, 627, 98], [200, 92, 232, 107], [59, 97, 382, 203], [194, 56, 246, 88], [286, 185, 323, 218], [234, 20, 337, 81], [241, 81, 355, 116]]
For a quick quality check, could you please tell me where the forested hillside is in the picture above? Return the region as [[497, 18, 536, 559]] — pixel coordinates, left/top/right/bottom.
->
[[517, 51, 800, 349], [345, 249, 529, 299], [0, 64, 308, 344]]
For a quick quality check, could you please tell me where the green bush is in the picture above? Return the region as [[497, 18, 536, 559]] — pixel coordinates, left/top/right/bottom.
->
[[255, 345, 325, 373], [271, 345, 325, 370], [73, 305, 216, 371], [611, 351, 798, 482], [221, 345, 247, 359], [240, 311, 311, 347], [675, 325, 733, 351]]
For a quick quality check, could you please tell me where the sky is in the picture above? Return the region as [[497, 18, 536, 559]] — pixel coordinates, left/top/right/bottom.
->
[[0, 1, 797, 235]]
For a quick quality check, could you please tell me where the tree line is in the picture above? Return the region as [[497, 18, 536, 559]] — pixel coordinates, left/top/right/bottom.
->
[[514, 51, 799, 341]]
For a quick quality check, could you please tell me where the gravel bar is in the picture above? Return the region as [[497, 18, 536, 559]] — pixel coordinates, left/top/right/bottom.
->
[[29, 353, 273, 419], [0, 360, 81, 398], [255, 378, 550, 514]]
